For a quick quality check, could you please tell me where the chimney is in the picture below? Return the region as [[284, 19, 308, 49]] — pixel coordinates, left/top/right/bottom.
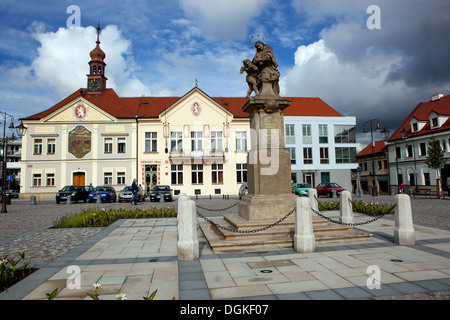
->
[[432, 93, 443, 101]]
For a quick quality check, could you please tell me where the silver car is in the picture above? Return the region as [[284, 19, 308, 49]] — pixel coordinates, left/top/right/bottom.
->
[[118, 186, 146, 202]]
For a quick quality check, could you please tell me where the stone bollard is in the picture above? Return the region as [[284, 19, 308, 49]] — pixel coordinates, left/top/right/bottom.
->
[[177, 193, 189, 224], [67, 195, 72, 204], [294, 197, 316, 253], [332, 190, 337, 198], [339, 191, 353, 225], [30, 195, 37, 205], [96, 194, 101, 204], [394, 194, 415, 245], [177, 199, 199, 260], [308, 188, 318, 213]]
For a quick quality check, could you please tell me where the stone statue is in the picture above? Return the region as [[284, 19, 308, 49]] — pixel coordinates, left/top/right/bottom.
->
[[240, 59, 259, 99], [241, 41, 281, 99]]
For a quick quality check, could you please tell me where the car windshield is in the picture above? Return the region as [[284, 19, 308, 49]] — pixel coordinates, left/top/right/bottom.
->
[[153, 186, 170, 191], [327, 183, 340, 188], [297, 183, 311, 188], [61, 186, 77, 191], [122, 187, 131, 191], [94, 187, 109, 192]]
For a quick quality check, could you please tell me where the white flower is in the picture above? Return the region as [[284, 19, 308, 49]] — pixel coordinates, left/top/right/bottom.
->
[[92, 283, 102, 291], [116, 293, 127, 300]]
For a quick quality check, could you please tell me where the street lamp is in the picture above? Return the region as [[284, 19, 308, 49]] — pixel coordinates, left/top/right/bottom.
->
[[1, 112, 27, 213], [363, 118, 381, 196]]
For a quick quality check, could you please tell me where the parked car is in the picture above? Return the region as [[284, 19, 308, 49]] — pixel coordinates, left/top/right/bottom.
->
[[316, 183, 346, 198], [292, 183, 312, 197], [6, 190, 19, 198], [239, 184, 248, 199], [88, 186, 117, 203], [56, 185, 90, 204], [118, 185, 145, 202], [150, 185, 173, 202]]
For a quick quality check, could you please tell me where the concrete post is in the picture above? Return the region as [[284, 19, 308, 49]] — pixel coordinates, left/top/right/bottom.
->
[[339, 191, 353, 225], [308, 188, 318, 213], [96, 194, 101, 204], [294, 197, 316, 253], [394, 194, 415, 245], [30, 195, 37, 205], [177, 199, 199, 260], [177, 193, 189, 224], [67, 195, 72, 204]]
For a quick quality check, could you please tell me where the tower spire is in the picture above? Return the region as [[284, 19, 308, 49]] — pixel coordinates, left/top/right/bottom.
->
[[87, 24, 107, 94]]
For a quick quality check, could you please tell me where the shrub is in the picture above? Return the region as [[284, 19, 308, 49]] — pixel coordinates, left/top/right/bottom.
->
[[1, 253, 37, 293], [53, 207, 177, 228], [318, 200, 394, 216]]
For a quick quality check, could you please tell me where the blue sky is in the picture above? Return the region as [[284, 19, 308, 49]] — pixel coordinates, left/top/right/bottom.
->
[[1, 0, 449, 146]]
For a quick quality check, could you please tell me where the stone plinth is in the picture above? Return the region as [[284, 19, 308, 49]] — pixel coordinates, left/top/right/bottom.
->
[[239, 97, 295, 221]]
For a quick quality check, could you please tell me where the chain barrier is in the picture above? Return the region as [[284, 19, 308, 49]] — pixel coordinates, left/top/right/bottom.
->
[[195, 202, 238, 212], [196, 205, 296, 234], [311, 195, 396, 227]]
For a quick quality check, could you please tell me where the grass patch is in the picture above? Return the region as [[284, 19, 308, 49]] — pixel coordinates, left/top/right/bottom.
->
[[318, 200, 395, 216], [53, 207, 177, 228]]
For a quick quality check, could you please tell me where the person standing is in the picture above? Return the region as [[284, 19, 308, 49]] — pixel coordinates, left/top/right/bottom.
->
[[130, 178, 138, 205]]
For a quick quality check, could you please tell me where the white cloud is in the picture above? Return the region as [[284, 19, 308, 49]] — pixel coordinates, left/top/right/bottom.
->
[[3, 24, 150, 105], [178, 0, 272, 40]]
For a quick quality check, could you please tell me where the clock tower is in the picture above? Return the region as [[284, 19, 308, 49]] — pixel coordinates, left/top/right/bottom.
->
[[87, 25, 107, 94]]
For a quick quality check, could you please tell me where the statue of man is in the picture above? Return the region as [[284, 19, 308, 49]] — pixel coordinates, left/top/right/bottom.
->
[[252, 41, 280, 97]]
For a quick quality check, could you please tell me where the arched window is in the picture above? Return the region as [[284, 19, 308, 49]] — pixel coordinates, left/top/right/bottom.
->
[[93, 65, 97, 74]]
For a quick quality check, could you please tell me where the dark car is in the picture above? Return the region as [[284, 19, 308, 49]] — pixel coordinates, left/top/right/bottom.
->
[[56, 185, 90, 204], [150, 185, 173, 202], [118, 186, 145, 203], [316, 182, 346, 198], [88, 186, 117, 203]]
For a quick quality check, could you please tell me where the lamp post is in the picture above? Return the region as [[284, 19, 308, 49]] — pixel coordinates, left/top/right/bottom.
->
[[363, 119, 381, 196], [1, 112, 27, 213]]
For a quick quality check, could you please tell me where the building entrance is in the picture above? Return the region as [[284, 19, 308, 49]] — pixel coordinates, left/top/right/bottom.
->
[[73, 172, 86, 186], [145, 165, 158, 194]]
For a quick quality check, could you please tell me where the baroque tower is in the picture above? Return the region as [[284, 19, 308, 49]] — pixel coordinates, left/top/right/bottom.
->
[[87, 25, 107, 94]]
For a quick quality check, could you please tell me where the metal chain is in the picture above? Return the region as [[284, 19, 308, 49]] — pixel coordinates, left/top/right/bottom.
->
[[311, 205, 396, 226], [195, 202, 238, 212], [196, 208, 296, 234]]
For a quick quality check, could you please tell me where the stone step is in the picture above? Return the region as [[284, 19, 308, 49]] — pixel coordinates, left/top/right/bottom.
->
[[198, 216, 372, 252]]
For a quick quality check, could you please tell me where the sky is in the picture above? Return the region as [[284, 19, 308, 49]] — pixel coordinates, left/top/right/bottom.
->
[[1, 0, 449, 148]]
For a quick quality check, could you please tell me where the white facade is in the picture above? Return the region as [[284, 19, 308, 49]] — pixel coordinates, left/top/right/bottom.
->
[[284, 115, 358, 192]]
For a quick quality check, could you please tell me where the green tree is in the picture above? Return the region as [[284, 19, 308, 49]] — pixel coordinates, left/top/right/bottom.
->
[[425, 136, 446, 196]]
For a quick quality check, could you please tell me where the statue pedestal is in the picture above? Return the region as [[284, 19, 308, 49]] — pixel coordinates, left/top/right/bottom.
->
[[239, 97, 296, 221]]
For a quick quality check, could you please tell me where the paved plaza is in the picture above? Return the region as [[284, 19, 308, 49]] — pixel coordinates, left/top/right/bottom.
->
[[0, 195, 449, 300]]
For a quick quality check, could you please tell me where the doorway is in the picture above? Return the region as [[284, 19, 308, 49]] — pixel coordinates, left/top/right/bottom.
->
[[145, 165, 158, 194], [303, 172, 314, 187], [73, 172, 86, 186]]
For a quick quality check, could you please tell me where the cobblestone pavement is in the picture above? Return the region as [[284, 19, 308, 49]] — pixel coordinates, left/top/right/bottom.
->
[[0, 195, 448, 300]]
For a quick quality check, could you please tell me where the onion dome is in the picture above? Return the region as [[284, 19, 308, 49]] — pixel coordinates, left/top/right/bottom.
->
[[90, 25, 106, 61]]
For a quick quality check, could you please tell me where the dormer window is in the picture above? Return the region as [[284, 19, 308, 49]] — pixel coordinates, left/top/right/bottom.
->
[[412, 123, 418, 132], [431, 118, 438, 127], [409, 117, 425, 133]]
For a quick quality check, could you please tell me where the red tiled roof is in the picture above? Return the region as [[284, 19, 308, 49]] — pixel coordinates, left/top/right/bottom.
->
[[356, 140, 387, 157], [388, 95, 450, 141], [22, 89, 344, 120]]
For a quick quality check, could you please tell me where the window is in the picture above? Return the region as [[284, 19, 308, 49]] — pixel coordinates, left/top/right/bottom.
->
[[191, 164, 203, 184], [211, 131, 223, 151], [319, 125, 328, 143], [412, 123, 418, 132], [378, 160, 383, 170], [104, 172, 113, 185], [419, 142, 426, 156], [46, 173, 55, 186], [235, 131, 248, 151], [104, 138, 113, 154], [424, 172, 430, 186], [33, 174, 42, 187], [303, 147, 313, 164], [302, 125, 312, 144], [191, 131, 203, 151], [145, 132, 158, 153], [320, 147, 329, 164], [117, 172, 126, 185], [170, 132, 183, 152], [335, 147, 356, 163], [285, 124, 295, 144], [432, 118, 438, 127], [236, 164, 247, 183], [117, 138, 126, 153], [212, 164, 224, 184], [396, 146, 401, 159], [171, 165, 183, 185], [409, 173, 415, 186], [33, 139, 43, 155], [406, 144, 413, 158], [287, 147, 296, 164], [47, 139, 56, 155], [334, 125, 356, 143]]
